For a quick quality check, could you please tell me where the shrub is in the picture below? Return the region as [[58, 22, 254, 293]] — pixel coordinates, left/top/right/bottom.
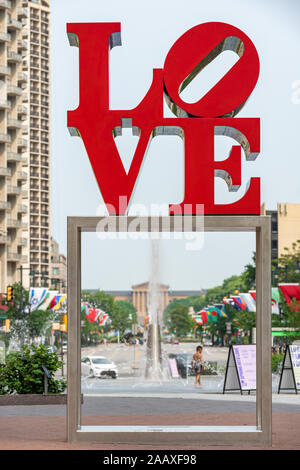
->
[[202, 361, 218, 375], [0, 344, 66, 395], [272, 353, 284, 374]]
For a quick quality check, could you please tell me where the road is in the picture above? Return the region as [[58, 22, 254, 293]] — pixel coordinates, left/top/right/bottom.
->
[[55, 342, 285, 395]]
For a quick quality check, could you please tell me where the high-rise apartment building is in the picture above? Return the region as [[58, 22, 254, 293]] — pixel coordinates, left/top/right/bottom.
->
[[21, 0, 50, 289], [261, 203, 300, 262], [0, 0, 28, 293], [0, 0, 50, 293]]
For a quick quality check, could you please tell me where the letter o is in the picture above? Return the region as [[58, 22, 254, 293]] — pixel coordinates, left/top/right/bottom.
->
[[163, 22, 260, 118]]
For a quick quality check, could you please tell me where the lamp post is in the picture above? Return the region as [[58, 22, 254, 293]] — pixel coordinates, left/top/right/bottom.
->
[[278, 301, 282, 323]]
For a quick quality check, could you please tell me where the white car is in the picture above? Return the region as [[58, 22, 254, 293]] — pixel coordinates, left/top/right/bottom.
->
[[81, 356, 118, 379]]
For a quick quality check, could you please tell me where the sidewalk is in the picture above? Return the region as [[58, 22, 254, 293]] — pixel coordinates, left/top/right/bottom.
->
[[1, 394, 300, 450]]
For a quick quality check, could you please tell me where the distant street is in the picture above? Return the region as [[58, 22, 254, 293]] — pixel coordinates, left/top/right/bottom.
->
[[55, 342, 285, 395]]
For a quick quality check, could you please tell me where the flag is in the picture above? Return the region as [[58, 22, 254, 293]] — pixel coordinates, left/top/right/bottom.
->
[[249, 290, 256, 302], [51, 294, 67, 312], [199, 310, 208, 324], [278, 284, 300, 304], [232, 296, 247, 310], [271, 287, 281, 314], [39, 290, 58, 311], [86, 307, 99, 322], [223, 297, 237, 308], [213, 304, 227, 318], [48, 294, 66, 312], [206, 307, 218, 322], [239, 293, 256, 312], [29, 288, 49, 312], [193, 314, 203, 325]]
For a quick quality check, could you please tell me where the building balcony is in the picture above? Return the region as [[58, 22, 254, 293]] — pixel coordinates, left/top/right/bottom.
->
[[0, 65, 11, 76], [18, 138, 27, 149], [0, 100, 11, 109], [30, 244, 39, 252], [0, 200, 11, 210], [17, 237, 27, 246], [17, 105, 28, 116], [7, 84, 23, 96], [30, 50, 39, 58], [0, 234, 11, 244], [7, 184, 22, 195], [18, 39, 28, 50], [0, 32, 11, 42], [0, 167, 11, 177], [17, 204, 28, 213], [7, 151, 23, 162], [8, 19, 22, 30], [7, 218, 25, 228], [7, 251, 27, 262], [17, 171, 27, 181], [17, 7, 28, 19], [30, 157, 39, 166], [7, 50, 22, 62], [30, 85, 40, 93], [0, 0, 12, 9], [18, 73, 28, 84], [0, 133, 11, 143], [7, 118, 22, 129]]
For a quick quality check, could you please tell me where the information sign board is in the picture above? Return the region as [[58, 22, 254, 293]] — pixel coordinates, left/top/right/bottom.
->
[[278, 345, 300, 394], [223, 344, 256, 393]]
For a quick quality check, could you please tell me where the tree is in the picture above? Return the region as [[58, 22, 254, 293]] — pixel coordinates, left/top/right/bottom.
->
[[275, 240, 300, 284], [164, 304, 193, 336], [111, 301, 137, 335], [241, 252, 256, 291], [2, 283, 55, 345]]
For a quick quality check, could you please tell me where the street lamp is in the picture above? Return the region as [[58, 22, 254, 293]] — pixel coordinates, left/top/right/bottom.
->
[[278, 301, 283, 324]]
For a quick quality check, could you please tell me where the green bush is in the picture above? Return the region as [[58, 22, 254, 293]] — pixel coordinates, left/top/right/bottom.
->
[[0, 344, 66, 395], [272, 353, 284, 374]]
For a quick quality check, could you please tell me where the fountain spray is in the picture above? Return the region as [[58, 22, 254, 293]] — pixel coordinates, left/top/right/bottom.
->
[[145, 238, 163, 379]]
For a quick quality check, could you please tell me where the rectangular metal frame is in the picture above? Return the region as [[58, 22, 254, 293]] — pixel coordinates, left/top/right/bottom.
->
[[67, 215, 272, 446]]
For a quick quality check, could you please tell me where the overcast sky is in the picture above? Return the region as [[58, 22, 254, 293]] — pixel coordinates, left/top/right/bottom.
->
[[50, 0, 300, 290]]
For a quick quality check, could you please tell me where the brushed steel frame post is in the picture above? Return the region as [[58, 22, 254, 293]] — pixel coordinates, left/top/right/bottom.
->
[[67, 215, 271, 447]]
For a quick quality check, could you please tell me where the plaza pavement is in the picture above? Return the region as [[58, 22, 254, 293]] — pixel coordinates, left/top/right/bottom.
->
[[1, 393, 300, 450], [1, 344, 299, 450]]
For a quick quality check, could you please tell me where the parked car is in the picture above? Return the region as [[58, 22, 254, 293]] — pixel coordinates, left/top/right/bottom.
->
[[81, 356, 118, 379]]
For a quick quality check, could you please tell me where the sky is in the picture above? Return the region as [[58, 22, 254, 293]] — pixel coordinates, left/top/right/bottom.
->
[[50, 0, 300, 291]]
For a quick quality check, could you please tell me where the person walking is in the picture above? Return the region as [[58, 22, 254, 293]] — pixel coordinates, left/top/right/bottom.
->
[[192, 345, 204, 387]]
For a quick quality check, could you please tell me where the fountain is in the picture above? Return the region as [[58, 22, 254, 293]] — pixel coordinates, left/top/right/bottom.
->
[[145, 239, 163, 380]]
